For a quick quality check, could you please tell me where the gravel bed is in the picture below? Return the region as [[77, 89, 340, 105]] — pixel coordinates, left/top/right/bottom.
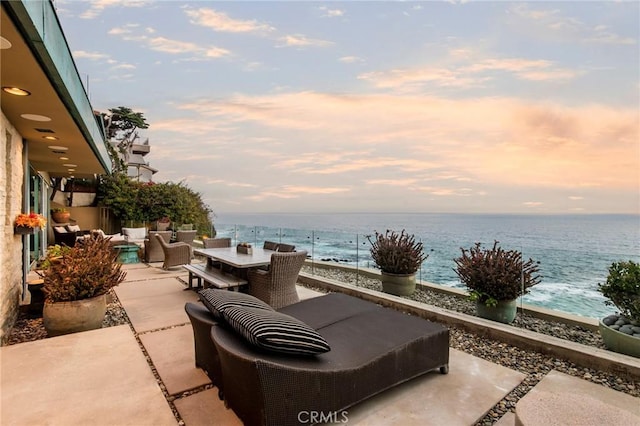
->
[[5, 290, 128, 346], [301, 266, 639, 425]]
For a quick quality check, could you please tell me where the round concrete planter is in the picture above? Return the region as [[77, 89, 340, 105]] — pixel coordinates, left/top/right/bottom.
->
[[381, 272, 416, 296], [476, 299, 517, 324], [599, 320, 640, 358], [43, 294, 107, 337]]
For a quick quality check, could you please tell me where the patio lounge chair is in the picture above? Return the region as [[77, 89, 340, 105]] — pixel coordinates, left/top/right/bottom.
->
[[144, 231, 172, 263], [155, 234, 191, 270], [247, 251, 307, 309], [185, 292, 449, 426]]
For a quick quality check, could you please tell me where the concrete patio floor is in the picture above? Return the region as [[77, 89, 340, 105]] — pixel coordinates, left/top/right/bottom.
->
[[3, 261, 634, 425]]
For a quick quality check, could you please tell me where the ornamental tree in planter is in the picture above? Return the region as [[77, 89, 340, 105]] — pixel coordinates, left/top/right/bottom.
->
[[41, 235, 126, 336], [368, 229, 428, 296], [598, 260, 640, 358], [454, 241, 541, 324]]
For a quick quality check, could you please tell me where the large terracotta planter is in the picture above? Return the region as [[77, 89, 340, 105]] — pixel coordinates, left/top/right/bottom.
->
[[43, 294, 107, 337], [476, 299, 517, 324], [51, 211, 70, 223], [381, 272, 416, 296], [599, 319, 640, 358]]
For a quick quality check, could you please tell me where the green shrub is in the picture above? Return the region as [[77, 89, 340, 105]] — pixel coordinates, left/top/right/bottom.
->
[[598, 260, 640, 322]]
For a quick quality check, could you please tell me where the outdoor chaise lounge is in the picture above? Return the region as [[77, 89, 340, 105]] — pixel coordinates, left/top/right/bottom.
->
[[185, 292, 449, 426]]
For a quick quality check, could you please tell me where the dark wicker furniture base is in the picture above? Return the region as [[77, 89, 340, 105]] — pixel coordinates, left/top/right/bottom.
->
[[187, 293, 449, 426]]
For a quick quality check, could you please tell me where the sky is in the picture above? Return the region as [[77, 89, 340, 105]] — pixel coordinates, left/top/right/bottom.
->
[[55, 1, 639, 215]]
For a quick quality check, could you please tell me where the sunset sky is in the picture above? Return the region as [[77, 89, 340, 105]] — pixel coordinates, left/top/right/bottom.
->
[[56, 1, 639, 214]]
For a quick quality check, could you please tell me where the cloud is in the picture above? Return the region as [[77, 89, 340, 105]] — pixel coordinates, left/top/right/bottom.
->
[[278, 35, 334, 48], [108, 25, 231, 59], [246, 185, 350, 202], [72, 50, 110, 60], [174, 91, 638, 194], [510, 4, 636, 45], [74, 0, 151, 19], [359, 55, 578, 91], [184, 8, 275, 34], [319, 6, 345, 18], [339, 56, 364, 64]]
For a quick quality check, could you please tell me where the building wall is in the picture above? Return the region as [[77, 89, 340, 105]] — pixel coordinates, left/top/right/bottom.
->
[[0, 111, 25, 344]]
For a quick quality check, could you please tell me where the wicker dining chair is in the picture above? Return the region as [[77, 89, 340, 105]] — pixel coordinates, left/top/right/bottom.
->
[[176, 230, 198, 246], [276, 243, 295, 252], [155, 234, 192, 270], [144, 231, 172, 263], [263, 240, 279, 250], [247, 251, 307, 309], [203, 237, 232, 249]]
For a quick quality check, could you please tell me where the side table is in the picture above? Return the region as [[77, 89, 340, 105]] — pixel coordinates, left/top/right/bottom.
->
[[114, 244, 140, 264]]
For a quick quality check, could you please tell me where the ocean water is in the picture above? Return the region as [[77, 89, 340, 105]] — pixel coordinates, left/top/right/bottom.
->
[[214, 213, 640, 320]]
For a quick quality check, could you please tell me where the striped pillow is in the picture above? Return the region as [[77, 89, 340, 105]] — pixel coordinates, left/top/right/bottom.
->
[[222, 306, 331, 355], [198, 289, 273, 320]]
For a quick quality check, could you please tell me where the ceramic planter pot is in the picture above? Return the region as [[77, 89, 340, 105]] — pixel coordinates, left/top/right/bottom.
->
[[476, 299, 517, 324], [51, 211, 70, 223], [381, 272, 416, 296], [43, 294, 107, 337], [599, 319, 640, 358]]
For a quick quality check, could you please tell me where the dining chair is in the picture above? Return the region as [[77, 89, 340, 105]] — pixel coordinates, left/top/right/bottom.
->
[[203, 237, 232, 248], [276, 243, 295, 252], [176, 230, 198, 246], [263, 240, 279, 250], [155, 234, 192, 270], [247, 251, 307, 309], [144, 231, 172, 263]]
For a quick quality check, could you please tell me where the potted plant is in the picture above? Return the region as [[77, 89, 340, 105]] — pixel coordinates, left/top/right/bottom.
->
[[598, 260, 640, 358], [41, 235, 126, 336], [454, 241, 541, 324], [14, 212, 46, 234], [51, 207, 70, 223], [156, 216, 171, 231], [368, 229, 428, 296]]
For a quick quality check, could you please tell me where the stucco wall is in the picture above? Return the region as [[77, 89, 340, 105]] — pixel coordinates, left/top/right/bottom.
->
[[0, 111, 25, 344]]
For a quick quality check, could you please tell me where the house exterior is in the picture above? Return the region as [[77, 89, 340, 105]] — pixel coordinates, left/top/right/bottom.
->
[[0, 0, 112, 342]]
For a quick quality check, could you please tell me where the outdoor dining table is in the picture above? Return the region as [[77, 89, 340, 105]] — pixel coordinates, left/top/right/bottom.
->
[[193, 247, 275, 270]]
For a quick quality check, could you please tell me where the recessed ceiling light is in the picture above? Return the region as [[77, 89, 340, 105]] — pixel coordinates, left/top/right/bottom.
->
[[21, 114, 51, 122], [63, 164, 77, 167], [68, 169, 76, 172], [0, 37, 12, 49], [48, 145, 68, 152], [68, 175, 75, 178], [59, 157, 69, 160], [44, 136, 58, 140], [3, 86, 30, 96]]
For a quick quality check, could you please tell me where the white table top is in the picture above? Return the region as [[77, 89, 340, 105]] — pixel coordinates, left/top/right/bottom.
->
[[194, 247, 275, 268]]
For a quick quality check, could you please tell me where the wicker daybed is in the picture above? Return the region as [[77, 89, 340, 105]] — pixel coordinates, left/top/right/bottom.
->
[[186, 292, 449, 426]]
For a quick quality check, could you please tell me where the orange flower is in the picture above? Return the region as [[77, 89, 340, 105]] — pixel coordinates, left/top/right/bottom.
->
[[14, 212, 47, 228]]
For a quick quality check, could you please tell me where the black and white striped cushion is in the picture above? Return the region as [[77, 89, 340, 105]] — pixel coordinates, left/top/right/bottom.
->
[[198, 289, 273, 320], [222, 306, 331, 355]]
